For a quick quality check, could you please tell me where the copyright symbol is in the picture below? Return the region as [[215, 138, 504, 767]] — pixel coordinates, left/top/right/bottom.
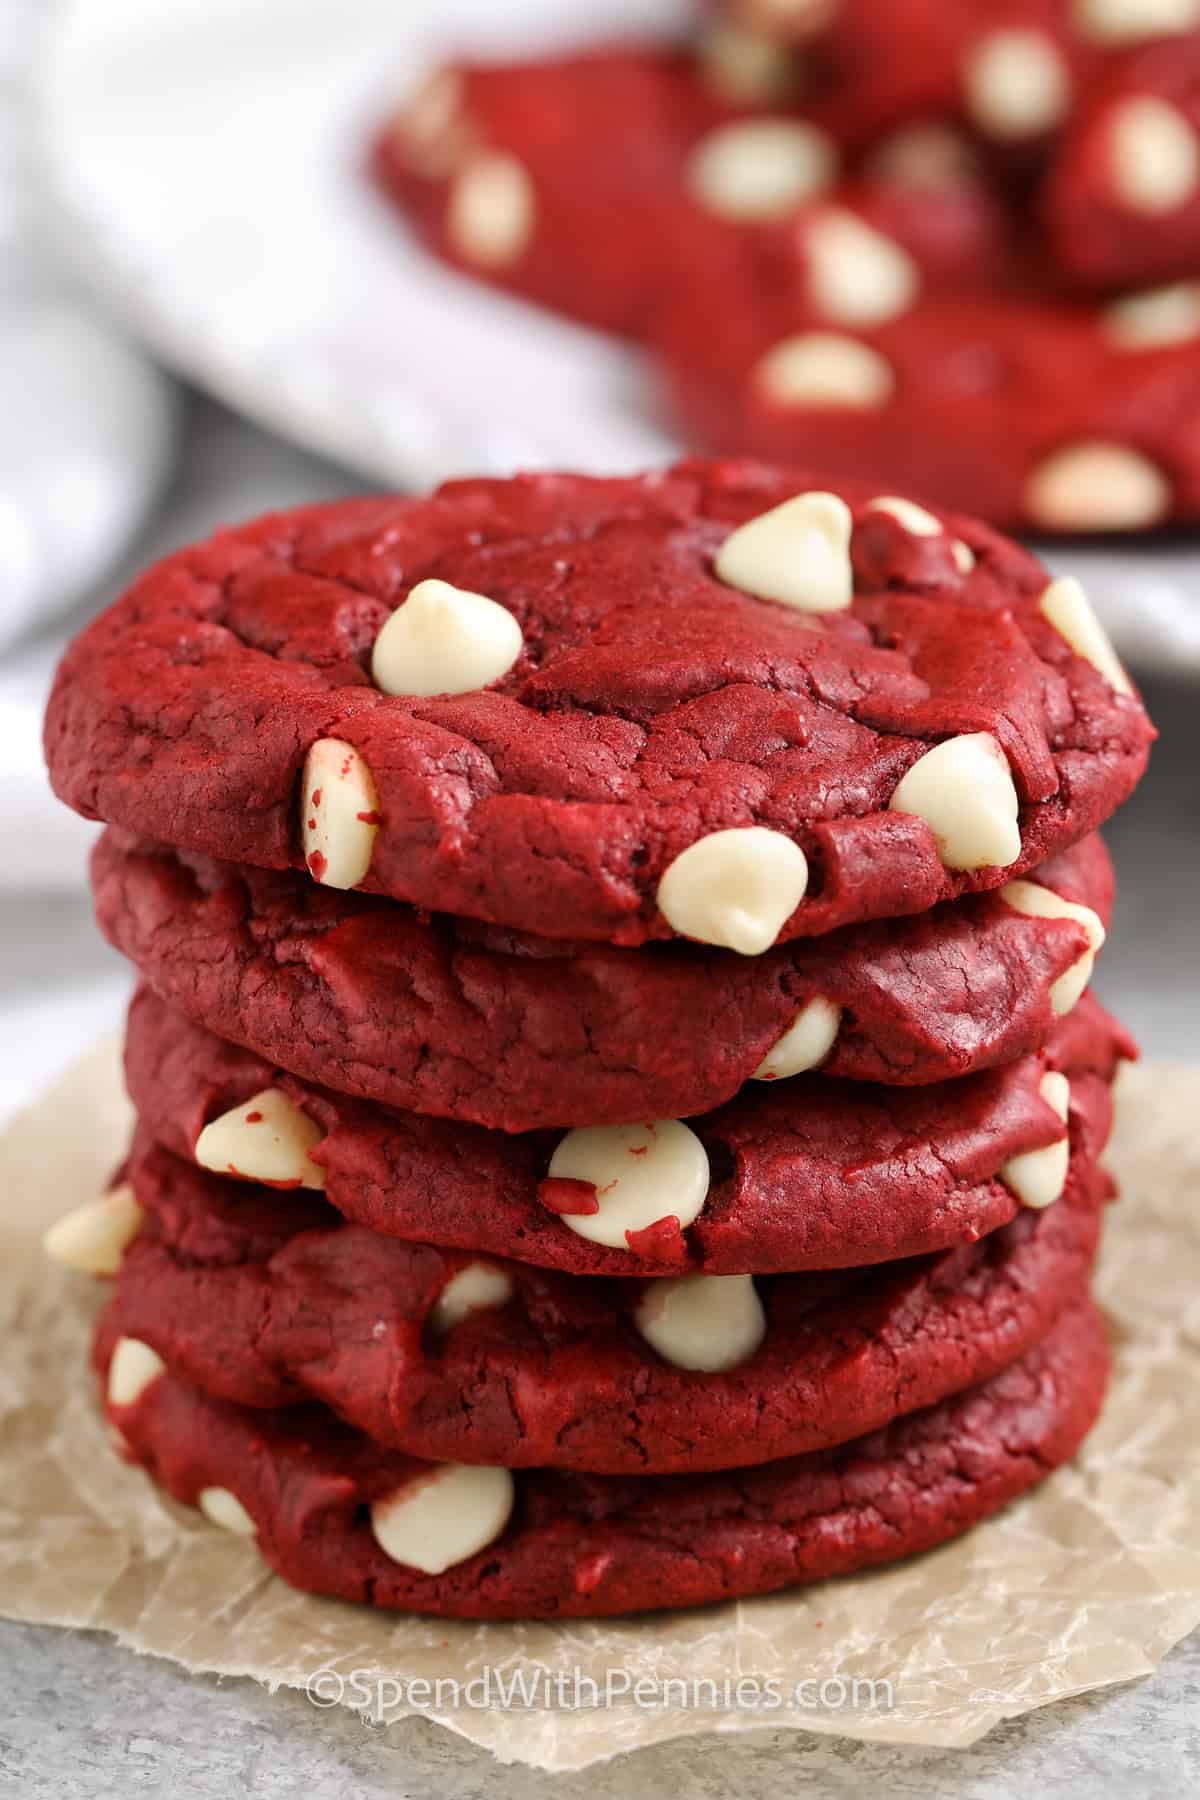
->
[[306, 1667, 344, 1708]]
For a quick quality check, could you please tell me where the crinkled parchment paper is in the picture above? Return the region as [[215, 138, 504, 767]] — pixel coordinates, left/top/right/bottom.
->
[[1, 1045, 1198, 1771]]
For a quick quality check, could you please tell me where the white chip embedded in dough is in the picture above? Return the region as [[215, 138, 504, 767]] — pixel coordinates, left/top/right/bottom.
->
[[371, 1462, 515, 1574], [1001, 1073, 1070, 1209], [1025, 442, 1170, 532], [698, 21, 798, 103], [634, 1274, 766, 1371], [198, 1487, 257, 1537], [1076, 0, 1200, 43], [548, 1120, 710, 1249], [752, 996, 842, 1080], [108, 1336, 166, 1407], [1109, 97, 1200, 214], [688, 118, 837, 219], [1103, 282, 1200, 349], [1039, 576, 1133, 695], [715, 491, 853, 612], [302, 737, 380, 891], [806, 210, 919, 325], [447, 153, 535, 265], [865, 495, 943, 537], [195, 1088, 326, 1190], [372, 578, 523, 698], [395, 69, 465, 166], [963, 30, 1071, 139], [888, 732, 1021, 872], [429, 1262, 515, 1337], [754, 333, 895, 409], [43, 1182, 143, 1276], [657, 827, 810, 956], [1000, 879, 1106, 1015]]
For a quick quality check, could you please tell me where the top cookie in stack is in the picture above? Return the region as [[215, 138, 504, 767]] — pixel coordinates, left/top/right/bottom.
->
[[44, 459, 1151, 1618]]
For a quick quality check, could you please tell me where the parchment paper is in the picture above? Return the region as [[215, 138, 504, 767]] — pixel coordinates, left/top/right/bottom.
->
[[1, 1044, 1198, 1772]]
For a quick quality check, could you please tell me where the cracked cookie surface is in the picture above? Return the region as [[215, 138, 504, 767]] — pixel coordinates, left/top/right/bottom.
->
[[105, 1132, 1109, 1475], [96, 1301, 1108, 1618], [96, 830, 1111, 1129], [125, 986, 1128, 1276], [46, 460, 1153, 949]]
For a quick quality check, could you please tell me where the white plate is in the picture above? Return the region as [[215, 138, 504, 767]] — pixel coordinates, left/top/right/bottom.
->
[[36, 0, 1200, 675]]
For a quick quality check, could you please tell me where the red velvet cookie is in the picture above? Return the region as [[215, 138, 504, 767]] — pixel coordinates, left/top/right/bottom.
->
[[95, 1301, 1108, 1619], [371, 47, 730, 337], [719, 0, 1082, 147], [719, 0, 1198, 150], [1044, 36, 1200, 287], [125, 986, 1127, 1277], [104, 1134, 1108, 1475], [99, 831, 1112, 1130], [46, 461, 1153, 951], [370, 47, 1010, 338], [661, 292, 1200, 531]]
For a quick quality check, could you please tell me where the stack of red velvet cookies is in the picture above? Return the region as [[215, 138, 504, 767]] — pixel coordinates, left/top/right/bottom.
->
[[43, 458, 1152, 1618], [373, 2, 1200, 535]]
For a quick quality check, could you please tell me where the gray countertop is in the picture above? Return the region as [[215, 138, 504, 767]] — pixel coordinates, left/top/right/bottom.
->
[[2, 399, 1198, 1794]]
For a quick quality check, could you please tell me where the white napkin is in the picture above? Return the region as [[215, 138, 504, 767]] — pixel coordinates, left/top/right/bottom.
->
[[0, 298, 178, 654], [0, 0, 180, 655]]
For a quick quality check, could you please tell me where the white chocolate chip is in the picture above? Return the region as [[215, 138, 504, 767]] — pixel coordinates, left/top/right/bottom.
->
[[963, 31, 1071, 140], [429, 1262, 515, 1337], [634, 1274, 766, 1372], [302, 737, 380, 891], [1000, 878, 1106, 1014], [198, 1487, 257, 1537], [371, 578, 522, 699], [1103, 281, 1200, 348], [866, 123, 980, 190], [806, 209, 919, 325], [752, 996, 841, 1079], [865, 495, 942, 537], [396, 69, 464, 159], [548, 1119, 710, 1249], [951, 540, 976, 574], [657, 827, 809, 955], [1075, 0, 1200, 44], [1025, 442, 1170, 532], [1001, 1073, 1070, 1209], [715, 491, 853, 613], [688, 119, 837, 220], [195, 1088, 326, 1190], [698, 21, 798, 103], [108, 1337, 166, 1407], [371, 1462, 514, 1574], [447, 153, 535, 266], [888, 732, 1021, 872], [1039, 575, 1133, 695], [43, 1183, 142, 1276], [1109, 97, 1200, 214], [754, 333, 895, 409]]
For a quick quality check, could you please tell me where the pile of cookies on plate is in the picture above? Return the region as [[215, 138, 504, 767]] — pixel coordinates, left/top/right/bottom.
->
[[374, 0, 1200, 533], [42, 456, 1152, 1617]]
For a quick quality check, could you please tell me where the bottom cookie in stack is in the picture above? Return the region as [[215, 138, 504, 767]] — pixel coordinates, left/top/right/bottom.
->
[[94, 1303, 1107, 1620]]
